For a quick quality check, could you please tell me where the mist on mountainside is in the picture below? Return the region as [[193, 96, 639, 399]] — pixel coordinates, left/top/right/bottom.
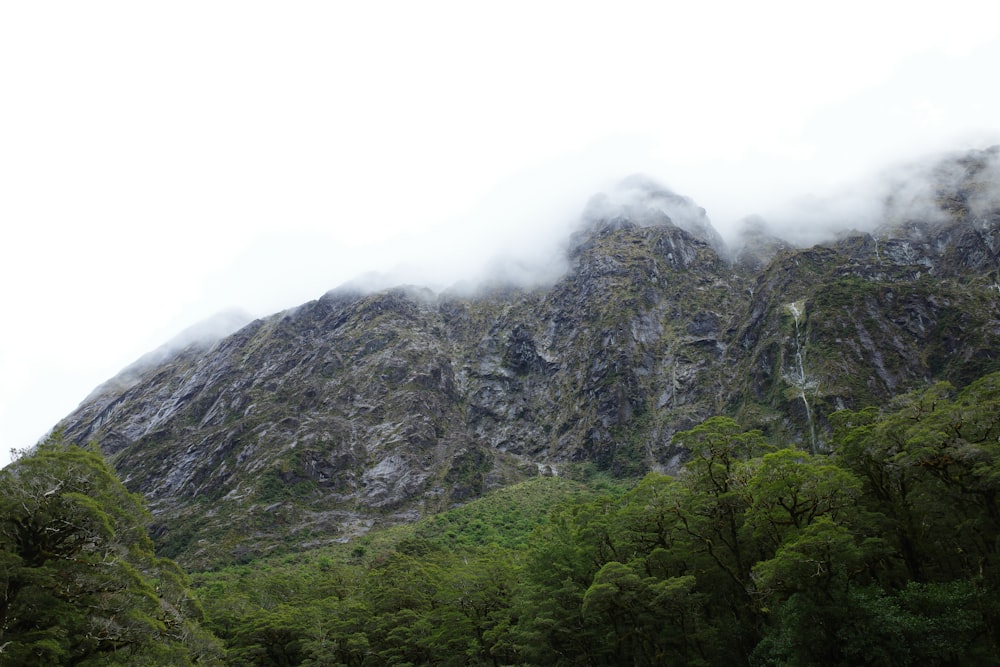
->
[[81, 309, 255, 404], [406, 145, 1000, 295], [161, 145, 1000, 339], [728, 145, 1000, 249], [7, 145, 999, 473]]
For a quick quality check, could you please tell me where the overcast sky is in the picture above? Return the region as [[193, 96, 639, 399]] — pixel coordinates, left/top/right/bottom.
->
[[2, 1, 1000, 467]]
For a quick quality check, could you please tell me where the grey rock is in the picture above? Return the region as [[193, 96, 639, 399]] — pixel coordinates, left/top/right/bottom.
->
[[55, 148, 1000, 568]]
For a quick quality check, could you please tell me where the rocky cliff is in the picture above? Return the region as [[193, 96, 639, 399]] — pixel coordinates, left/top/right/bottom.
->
[[58, 147, 1000, 568]]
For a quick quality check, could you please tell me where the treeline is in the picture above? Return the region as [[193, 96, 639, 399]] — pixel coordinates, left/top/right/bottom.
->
[[4, 372, 1000, 665], [194, 372, 1000, 666]]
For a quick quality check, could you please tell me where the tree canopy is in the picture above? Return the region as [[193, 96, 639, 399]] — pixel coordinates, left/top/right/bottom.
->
[[0, 435, 222, 665], [185, 372, 1000, 665], [9, 372, 1000, 664]]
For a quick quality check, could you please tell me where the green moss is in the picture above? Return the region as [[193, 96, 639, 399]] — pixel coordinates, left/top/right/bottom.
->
[[812, 276, 878, 309]]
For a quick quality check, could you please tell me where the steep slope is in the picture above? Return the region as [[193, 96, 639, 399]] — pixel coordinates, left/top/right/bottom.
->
[[61, 212, 741, 567], [58, 150, 1000, 568], [726, 146, 1000, 447]]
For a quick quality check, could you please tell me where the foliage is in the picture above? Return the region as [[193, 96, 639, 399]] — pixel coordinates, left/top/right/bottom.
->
[[14, 369, 1000, 664], [0, 434, 223, 665], [186, 372, 1000, 665]]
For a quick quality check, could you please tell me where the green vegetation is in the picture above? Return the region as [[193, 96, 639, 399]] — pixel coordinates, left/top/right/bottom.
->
[[0, 435, 223, 665], [182, 373, 1000, 665], [9, 371, 1000, 664]]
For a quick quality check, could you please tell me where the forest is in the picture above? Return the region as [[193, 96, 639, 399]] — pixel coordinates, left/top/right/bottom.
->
[[4, 371, 1000, 665]]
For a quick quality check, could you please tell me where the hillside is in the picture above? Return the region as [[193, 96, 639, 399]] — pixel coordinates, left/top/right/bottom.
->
[[58, 147, 1000, 569]]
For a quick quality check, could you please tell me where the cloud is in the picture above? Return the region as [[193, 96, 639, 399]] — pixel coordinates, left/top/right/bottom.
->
[[580, 174, 727, 252], [878, 146, 1000, 225], [3, 4, 1000, 468]]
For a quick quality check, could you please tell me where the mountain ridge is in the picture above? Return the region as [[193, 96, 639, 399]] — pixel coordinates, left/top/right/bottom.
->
[[57, 148, 1000, 568]]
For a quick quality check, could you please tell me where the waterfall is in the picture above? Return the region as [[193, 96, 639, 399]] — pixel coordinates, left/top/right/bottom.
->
[[786, 301, 817, 453]]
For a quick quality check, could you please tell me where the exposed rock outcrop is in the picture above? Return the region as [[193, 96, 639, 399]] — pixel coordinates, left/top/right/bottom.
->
[[57, 152, 1000, 568]]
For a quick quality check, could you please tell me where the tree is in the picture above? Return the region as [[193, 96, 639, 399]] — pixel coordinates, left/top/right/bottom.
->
[[833, 374, 1000, 653], [669, 418, 774, 661], [0, 435, 222, 665], [750, 517, 865, 665], [744, 449, 862, 551]]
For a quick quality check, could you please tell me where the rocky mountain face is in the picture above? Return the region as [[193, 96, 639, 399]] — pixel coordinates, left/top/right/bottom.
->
[[58, 147, 1000, 568]]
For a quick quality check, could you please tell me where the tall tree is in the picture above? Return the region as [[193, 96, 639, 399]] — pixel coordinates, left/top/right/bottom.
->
[[0, 435, 222, 665]]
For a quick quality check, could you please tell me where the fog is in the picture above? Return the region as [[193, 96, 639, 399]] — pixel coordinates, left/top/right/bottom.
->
[[2, 3, 999, 467]]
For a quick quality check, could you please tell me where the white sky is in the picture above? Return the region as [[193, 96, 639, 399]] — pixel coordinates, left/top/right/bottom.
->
[[2, 1, 999, 467]]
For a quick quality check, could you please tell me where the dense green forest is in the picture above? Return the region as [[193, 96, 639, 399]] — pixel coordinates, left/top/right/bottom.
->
[[0, 437, 223, 665], [5, 371, 1000, 665]]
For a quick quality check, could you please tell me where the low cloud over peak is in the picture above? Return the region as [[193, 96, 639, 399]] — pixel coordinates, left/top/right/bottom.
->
[[580, 174, 727, 254]]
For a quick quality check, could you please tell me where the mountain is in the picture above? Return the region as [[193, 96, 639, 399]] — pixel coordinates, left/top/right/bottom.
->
[[57, 147, 1000, 569]]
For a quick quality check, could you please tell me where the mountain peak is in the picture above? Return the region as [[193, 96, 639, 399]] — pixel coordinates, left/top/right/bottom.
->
[[579, 174, 727, 255], [52, 148, 1000, 568]]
